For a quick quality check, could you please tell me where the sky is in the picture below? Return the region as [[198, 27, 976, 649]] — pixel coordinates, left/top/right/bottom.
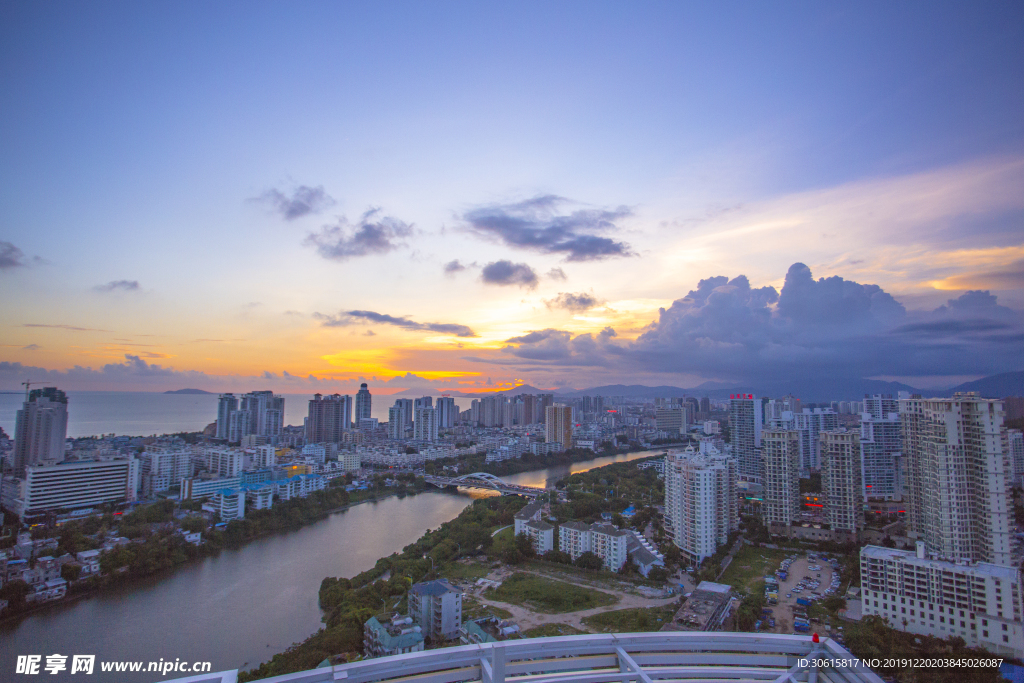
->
[[1, 1, 1022, 395]]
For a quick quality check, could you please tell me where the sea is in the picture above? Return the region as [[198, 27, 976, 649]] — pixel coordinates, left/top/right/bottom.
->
[[0, 391, 473, 439]]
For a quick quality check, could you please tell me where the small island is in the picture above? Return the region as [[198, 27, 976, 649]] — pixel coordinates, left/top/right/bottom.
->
[[163, 388, 213, 395]]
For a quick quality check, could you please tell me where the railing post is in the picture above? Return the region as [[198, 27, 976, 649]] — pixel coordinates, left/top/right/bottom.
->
[[490, 644, 505, 683]]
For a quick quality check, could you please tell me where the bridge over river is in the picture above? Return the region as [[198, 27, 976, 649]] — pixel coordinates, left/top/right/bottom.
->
[[422, 472, 547, 498]]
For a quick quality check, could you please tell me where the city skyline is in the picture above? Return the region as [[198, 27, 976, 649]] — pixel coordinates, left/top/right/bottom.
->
[[2, 2, 1023, 395]]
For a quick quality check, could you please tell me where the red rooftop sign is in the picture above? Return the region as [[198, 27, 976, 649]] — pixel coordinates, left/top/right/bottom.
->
[[730, 394, 754, 400]]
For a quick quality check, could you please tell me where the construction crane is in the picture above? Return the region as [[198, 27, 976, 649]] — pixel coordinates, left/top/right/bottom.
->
[[22, 379, 32, 402]]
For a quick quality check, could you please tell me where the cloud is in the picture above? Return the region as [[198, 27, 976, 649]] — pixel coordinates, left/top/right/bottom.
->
[[493, 263, 1024, 383], [95, 280, 140, 292], [547, 268, 567, 281], [305, 209, 412, 261], [255, 185, 335, 220], [313, 310, 476, 337], [545, 292, 603, 312], [481, 260, 538, 288], [22, 324, 106, 332], [0, 241, 28, 269], [23, 344, 40, 351], [463, 195, 634, 261], [444, 259, 468, 275]]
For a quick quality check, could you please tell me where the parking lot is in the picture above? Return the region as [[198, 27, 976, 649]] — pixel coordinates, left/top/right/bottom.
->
[[763, 554, 840, 633]]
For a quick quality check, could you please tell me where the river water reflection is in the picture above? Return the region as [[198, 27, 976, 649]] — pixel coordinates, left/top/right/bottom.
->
[[0, 449, 667, 682]]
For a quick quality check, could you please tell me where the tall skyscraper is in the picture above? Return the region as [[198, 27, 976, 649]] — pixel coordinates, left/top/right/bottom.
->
[[413, 406, 439, 442], [216, 393, 238, 440], [793, 408, 838, 471], [435, 396, 457, 429], [355, 383, 372, 423], [820, 429, 863, 541], [545, 404, 573, 450], [860, 394, 903, 500], [305, 393, 353, 444], [761, 429, 800, 534], [663, 446, 738, 563], [729, 394, 762, 483], [537, 394, 554, 423], [902, 393, 1012, 565], [14, 387, 69, 477], [414, 396, 433, 411]]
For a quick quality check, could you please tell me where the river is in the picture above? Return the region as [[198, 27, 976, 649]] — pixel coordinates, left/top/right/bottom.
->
[[0, 449, 666, 682]]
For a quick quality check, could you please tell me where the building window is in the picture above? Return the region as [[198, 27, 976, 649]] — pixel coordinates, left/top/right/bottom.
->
[[1004, 636, 1009, 643], [1003, 624, 1008, 631], [983, 631, 988, 638]]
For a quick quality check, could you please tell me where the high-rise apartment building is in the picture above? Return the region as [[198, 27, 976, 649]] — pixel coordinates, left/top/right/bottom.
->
[[140, 446, 193, 496], [655, 408, 686, 436], [216, 393, 238, 440], [729, 394, 762, 483], [902, 393, 1012, 565], [413, 406, 439, 442], [14, 387, 69, 477], [545, 404, 573, 451], [663, 446, 738, 563], [861, 544, 1024, 658], [860, 394, 903, 500], [1008, 429, 1024, 487], [761, 429, 800, 533], [821, 429, 863, 540], [355, 383, 372, 423], [305, 393, 352, 444], [764, 395, 801, 429], [228, 391, 285, 441], [387, 398, 414, 439], [793, 408, 838, 471], [435, 396, 457, 429]]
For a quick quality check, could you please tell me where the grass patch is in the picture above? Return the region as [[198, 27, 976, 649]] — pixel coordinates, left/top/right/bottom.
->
[[485, 573, 618, 613], [581, 603, 679, 633], [463, 596, 513, 620], [443, 561, 490, 581], [523, 623, 588, 638], [717, 546, 792, 594]]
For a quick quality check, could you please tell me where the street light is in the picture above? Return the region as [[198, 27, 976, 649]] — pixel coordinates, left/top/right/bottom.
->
[[424, 553, 435, 575]]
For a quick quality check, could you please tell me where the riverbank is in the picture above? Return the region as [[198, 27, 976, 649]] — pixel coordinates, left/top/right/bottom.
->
[[0, 487, 414, 628], [237, 454, 670, 681]]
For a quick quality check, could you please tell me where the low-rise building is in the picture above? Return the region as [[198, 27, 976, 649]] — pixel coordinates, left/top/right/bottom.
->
[[214, 488, 245, 521], [460, 616, 521, 644], [590, 523, 629, 571], [363, 615, 425, 658], [408, 579, 462, 641], [860, 544, 1024, 658], [559, 521, 592, 559], [666, 581, 733, 631]]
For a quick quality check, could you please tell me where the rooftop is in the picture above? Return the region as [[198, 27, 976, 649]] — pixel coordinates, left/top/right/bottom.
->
[[156, 632, 884, 683]]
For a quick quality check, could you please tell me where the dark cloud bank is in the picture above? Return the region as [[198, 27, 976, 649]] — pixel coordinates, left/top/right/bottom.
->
[[314, 310, 476, 337], [305, 209, 412, 261], [481, 260, 539, 288], [493, 263, 1024, 384], [464, 195, 634, 262]]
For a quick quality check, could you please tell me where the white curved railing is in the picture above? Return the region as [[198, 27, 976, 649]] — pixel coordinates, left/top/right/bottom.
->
[[158, 632, 884, 683]]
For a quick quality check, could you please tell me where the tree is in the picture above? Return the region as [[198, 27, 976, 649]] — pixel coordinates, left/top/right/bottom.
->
[[648, 566, 670, 583], [61, 564, 82, 582], [662, 544, 681, 567], [0, 579, 31, 610], [575, 551, 603, 571]]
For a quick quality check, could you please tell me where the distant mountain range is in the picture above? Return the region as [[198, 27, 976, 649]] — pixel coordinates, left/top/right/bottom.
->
[[163, 388, 213, 395], [455, 371, 1024, 402]]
